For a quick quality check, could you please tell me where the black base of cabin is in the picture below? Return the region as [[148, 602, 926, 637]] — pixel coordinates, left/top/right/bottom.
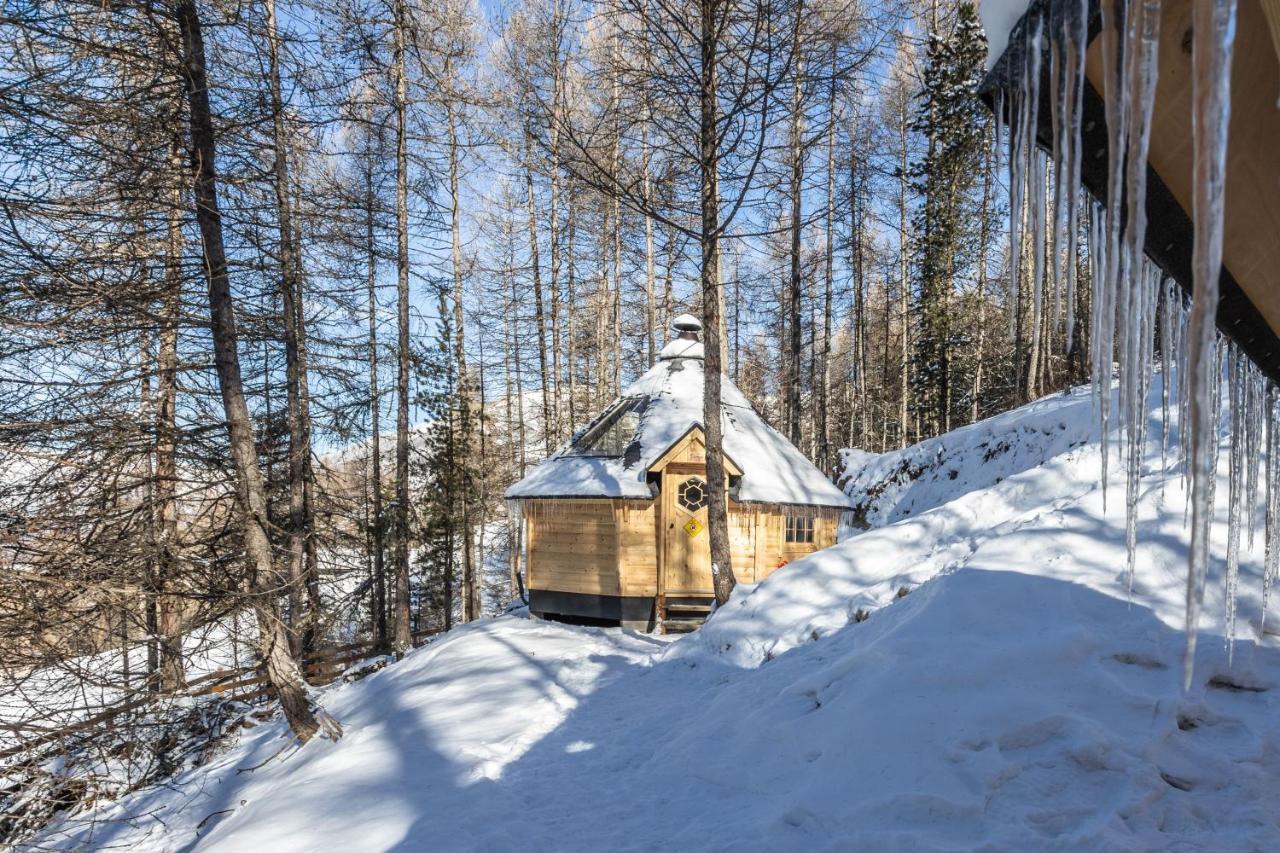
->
[[529, 589, 655, 632]]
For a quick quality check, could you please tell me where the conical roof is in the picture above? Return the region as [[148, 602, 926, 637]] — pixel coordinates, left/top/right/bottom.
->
[[506, 326, 849, 508]]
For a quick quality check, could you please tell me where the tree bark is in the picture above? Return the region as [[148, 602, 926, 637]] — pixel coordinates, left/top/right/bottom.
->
[[153, 157, 185, 692], [971, 138, 992, 423], [174, 0, 332, 742], [448, 91, 479, 622], [523, 146, 553, 456], [265, 0, 320, 655], [897, 113, 910, 448], [785, 0, 805, 446], [391, 0, 412, 654], [364, 127, 387, 650], [700, 0, 735, 607], [818, 40, 835, 473]]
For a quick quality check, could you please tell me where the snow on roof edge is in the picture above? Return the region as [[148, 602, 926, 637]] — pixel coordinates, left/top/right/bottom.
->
[[980, 0, 1033, 69], [505, 355, 850, 509]]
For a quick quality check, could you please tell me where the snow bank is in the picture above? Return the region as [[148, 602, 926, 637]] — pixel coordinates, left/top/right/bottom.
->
[[837, 385, 1096, 529]]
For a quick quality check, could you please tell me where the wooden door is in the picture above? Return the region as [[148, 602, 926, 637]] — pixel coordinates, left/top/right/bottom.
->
[[662, 467, 713, 594]]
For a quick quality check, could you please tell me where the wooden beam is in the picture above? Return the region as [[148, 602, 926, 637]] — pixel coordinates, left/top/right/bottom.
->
[[980, 0, 1280, 386]]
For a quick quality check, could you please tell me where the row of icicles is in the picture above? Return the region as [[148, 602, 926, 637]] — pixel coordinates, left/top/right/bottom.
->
[[998, 0, 1276, 687]]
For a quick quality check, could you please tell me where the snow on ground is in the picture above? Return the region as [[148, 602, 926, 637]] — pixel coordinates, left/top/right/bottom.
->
[[30, 380, 1280, 851], [837, 386, 1096, 529]]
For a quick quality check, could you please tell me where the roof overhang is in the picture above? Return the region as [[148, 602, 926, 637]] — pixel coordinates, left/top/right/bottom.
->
[[980, 0, 1280, 385]]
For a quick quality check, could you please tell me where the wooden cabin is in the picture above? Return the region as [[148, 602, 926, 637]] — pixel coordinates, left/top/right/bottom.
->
[[505, 315, 851, 632], [981, 0, 1280, 385]]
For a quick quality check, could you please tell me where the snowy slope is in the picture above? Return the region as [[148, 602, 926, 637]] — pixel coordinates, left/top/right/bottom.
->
[[31, 382, 1280, 851], [837, 386, 1096, 529]]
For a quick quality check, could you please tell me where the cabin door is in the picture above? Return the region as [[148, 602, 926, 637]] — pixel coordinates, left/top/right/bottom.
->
[[662, 466, 713, 594]]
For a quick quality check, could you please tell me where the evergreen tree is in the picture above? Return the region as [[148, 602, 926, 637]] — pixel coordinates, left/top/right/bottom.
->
[[412, 286, 465, 632], [910, 3, 988, 434]]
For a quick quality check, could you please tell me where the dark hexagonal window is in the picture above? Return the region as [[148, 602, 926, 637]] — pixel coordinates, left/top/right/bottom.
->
[[677, 477, 707, 512]]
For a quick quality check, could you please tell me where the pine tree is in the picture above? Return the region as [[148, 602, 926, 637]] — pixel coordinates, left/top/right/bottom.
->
[[909, 3, 987, 435], [412, 284, 475, 631]]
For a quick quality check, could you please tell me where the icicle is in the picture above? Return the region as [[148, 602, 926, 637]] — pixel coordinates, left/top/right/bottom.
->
[[1095, 0, 1130, 510], [994, 90, 1005, 192], [1049, 2, 1065, 329], [1244, 363, 1262, 547], [1183, 0, 1238, 690], [1122, 258, 1159, 594], [1224, 346, 1244, 662], [1063, 0, 1088, 351], [1088, 201, 1107, 416], [1029, 150, 1048, 382], [1009, 14, 1043, 344], [1263, 385, 1279, 634], [1159, 276, 1177, 473], [1177, 279, 1191, 493], [1008, 79, 1024, 343]]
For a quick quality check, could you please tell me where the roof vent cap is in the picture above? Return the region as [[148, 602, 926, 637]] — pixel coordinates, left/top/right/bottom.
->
[[672, 314, 702, 339]]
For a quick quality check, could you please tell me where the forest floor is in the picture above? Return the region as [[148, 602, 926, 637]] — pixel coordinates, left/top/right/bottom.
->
[[30, 380, 1280, 851]]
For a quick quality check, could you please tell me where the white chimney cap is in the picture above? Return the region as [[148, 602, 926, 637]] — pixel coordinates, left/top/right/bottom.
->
[[672, 314, 703, 333]]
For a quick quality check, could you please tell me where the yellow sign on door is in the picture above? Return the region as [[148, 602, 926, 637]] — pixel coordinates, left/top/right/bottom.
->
[[683, 517, 704, 538]]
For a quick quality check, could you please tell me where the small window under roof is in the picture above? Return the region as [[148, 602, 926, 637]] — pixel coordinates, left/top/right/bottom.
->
[[568, 397, 645, 457]]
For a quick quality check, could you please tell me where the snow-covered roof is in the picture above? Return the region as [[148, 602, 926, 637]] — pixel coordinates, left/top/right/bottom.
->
[[506, 327, 849, 509], [979, 0, 1033, 69]]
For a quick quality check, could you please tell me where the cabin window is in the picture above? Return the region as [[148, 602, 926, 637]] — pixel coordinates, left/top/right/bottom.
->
[[677, 477, 707, 511], [785, 514, 814, 544], [568, 397, 644, 457]]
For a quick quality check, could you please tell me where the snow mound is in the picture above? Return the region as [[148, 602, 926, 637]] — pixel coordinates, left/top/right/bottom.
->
[[837, 385, 1096, 529], [31, 381, 1280, 851]]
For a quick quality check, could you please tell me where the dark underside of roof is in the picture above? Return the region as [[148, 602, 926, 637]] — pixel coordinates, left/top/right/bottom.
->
[[979, 0, 1280, 387]]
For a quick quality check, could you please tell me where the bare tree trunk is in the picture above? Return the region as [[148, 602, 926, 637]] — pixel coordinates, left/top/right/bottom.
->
[[565, 184, 578, 434], [510, 255, 527, 476], [818, 41, 834, 473], [850, 147, 868, 448], [524, 147, 553, 455], [365, 143, 387, 649], [897, 115, 910, 448], [663, 215, 675, 338], [700, 0, 735, 606], [291, 167, 322, 652], [548, 36, 564, 430], [265, 0, 320, 654], [391, 0, 412, 654], [971, 140, 992, 423], [609, 30, 623, 397], [151, 133, 186, 693], [642, 130, 657, 366], [448, 94, 479, 623], [732, 254, 741, 379], [785, 2, 805, 446], [596, 206, 608, 408], [174, 0, 331, 742]]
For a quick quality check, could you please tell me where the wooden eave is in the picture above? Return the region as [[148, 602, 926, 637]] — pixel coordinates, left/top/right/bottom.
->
[[979, 0, 1280, 386]]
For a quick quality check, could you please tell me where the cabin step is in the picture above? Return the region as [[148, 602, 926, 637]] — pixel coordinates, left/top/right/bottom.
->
[[665, 603, 712, 614], [659, 597, 715, 634]]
